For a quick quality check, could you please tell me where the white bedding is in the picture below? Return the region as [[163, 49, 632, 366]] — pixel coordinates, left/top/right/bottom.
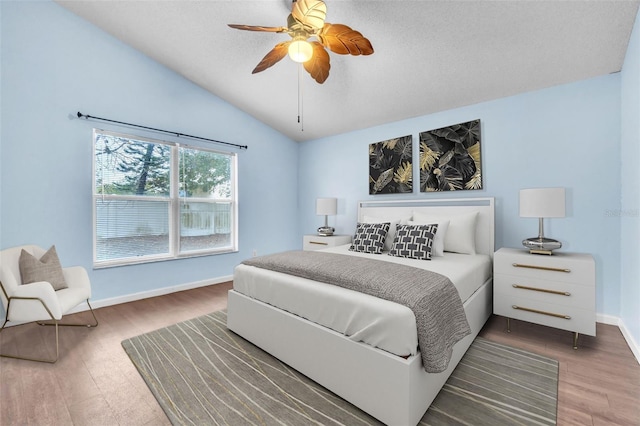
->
[[232, 244, 492, 357]]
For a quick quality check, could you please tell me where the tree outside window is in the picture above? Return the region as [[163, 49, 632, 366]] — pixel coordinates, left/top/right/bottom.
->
[[93, 130, 237, 267]]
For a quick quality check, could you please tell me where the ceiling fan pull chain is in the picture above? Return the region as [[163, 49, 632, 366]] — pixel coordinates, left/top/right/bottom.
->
[[298, 63, 304, 131], [297, 62, 300, 124]]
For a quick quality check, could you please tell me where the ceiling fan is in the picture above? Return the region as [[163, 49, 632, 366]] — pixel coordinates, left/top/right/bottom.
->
[[228, 0, 374, 84]]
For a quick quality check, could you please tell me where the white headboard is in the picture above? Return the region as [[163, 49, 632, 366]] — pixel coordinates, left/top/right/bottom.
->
[[357, 197, 495, 257]]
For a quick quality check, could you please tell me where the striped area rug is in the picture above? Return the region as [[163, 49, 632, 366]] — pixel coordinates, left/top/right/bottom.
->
[[122, 310, 558, 425]]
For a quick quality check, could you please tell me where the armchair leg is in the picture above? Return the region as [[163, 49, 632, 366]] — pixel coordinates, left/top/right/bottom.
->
[[1, 299, 97, 364], [0, 317, 59, 363], [36, 299, 99, 328]]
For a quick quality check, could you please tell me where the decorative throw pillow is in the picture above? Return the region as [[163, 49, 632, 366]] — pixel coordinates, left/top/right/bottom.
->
[[19, 245, 68, 291], [388, 224, 438, 260], [407, 219, 450, 257], [363, 215, 411, 251], [349, 222, 390, 254]]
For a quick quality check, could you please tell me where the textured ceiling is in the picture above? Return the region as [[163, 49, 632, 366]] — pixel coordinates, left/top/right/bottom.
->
[[55, 0, 639, 142]]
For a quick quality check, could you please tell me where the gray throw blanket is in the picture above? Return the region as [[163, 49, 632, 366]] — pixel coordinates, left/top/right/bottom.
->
[[242, 250, 471, 373]]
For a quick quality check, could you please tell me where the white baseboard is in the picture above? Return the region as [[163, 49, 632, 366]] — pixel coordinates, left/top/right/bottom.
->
[[3, 276, 233, 328], [596, 313, 620, 326], [618, 318, 640, 365], [66, 275, 233, 315], [597, 313, 640, 365]]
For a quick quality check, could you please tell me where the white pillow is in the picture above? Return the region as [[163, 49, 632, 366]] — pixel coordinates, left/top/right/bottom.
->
[[412, 211, 478, 255], [407, 219, 449, 257], [363, 215, 411, 251]]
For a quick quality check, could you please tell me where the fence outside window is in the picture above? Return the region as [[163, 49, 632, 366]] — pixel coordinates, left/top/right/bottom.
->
[[93, 129, 238, 267]]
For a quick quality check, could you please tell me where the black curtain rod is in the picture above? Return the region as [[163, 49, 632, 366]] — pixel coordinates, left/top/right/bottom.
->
[[76, 112, 248, 150]]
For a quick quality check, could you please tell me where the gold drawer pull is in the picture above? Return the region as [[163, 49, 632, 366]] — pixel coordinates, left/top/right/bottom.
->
[[309, 241, 328, 245], [512, 305, 571, 319], [512, 263, 571, 273], [512, 284, 571, 296]]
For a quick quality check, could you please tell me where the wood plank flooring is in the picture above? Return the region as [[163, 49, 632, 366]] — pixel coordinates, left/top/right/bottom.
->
[[480, 315, 640, 426], [1, 282, 638, 425]]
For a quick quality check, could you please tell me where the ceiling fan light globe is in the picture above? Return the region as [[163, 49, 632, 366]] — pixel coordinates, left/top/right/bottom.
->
[[288, 39, 313, 63]]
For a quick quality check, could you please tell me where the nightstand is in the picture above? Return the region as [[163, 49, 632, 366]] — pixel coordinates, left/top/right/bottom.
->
[[303, 234, 352, 251], [493, 247, 595, 349]]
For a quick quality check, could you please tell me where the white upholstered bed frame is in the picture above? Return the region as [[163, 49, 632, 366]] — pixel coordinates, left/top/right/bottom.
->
[[227, 197, 494, 426]]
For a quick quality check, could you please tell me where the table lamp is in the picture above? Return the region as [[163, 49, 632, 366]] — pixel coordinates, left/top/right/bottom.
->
[[316, 198, 337, 236], [519, 188, 565, 255]]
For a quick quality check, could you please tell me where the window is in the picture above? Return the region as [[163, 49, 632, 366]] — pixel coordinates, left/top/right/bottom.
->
[[93, 129, 237, 267]]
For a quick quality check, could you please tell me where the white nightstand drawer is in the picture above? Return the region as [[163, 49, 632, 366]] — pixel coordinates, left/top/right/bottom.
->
[[303, 234, 352, 251], [494, 252, 595, 286], [494, 273, 595, 309], [494, 295, 596, 335]]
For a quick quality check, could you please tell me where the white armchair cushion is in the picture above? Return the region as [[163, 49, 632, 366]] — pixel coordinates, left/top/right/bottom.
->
[[8, 281, 62, 321], [19, 245, 68, 290], [62, 266, 92, 293]]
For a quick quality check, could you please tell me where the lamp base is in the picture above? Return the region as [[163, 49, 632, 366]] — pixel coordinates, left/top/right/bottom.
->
[[317, 226, 335, 236], [522, 237, 562, 255]]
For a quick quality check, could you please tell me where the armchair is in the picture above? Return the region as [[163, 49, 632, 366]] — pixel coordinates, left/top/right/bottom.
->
[[0, 245, 98, 363]]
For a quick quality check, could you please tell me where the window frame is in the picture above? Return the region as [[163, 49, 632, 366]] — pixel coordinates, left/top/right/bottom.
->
[[92, 129, 238, 268]]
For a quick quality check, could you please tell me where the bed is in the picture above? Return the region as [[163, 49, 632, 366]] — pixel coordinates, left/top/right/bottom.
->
[[227, 198, 494, 426]]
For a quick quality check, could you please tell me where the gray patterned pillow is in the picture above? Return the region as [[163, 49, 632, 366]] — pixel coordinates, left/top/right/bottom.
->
[[388, 224, 438, 260], [19, 245, 68, 291], [349, 222, 390, 254]]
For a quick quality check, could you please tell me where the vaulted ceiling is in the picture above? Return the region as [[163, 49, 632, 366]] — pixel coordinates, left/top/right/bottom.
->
[[56, 1, 640, 142]]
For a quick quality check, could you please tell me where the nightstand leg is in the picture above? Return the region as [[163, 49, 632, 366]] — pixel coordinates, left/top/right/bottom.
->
[[573, 332, 579, 350], [506, 317, 511, 333]]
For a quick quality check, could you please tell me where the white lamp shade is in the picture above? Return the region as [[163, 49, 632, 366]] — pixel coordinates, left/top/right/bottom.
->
[[316, 198, 337, 216], [519, 188, 565, 218]]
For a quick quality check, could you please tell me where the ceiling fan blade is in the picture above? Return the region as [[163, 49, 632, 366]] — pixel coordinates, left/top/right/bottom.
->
[[291, 0, 327, 32], [303, 42, 330, 84], [228, 24, 288, 33], [252, 42, 291, 74], [318, 23, 374, 56]]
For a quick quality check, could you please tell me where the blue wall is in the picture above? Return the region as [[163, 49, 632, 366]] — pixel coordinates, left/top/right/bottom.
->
[[1, 0, 638, 339], [621, 8, 640, 350], [299, 75, 622, 317], [0, 1, 299, 303]]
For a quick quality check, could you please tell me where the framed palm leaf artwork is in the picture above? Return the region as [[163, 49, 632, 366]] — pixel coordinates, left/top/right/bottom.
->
[[369, 135, 413, 195], [419, 119, 482, 192]]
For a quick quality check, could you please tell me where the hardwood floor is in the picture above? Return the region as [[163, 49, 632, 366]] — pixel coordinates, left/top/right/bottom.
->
[[480, 315, 640, 426], [1, 282, 638, 425]]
